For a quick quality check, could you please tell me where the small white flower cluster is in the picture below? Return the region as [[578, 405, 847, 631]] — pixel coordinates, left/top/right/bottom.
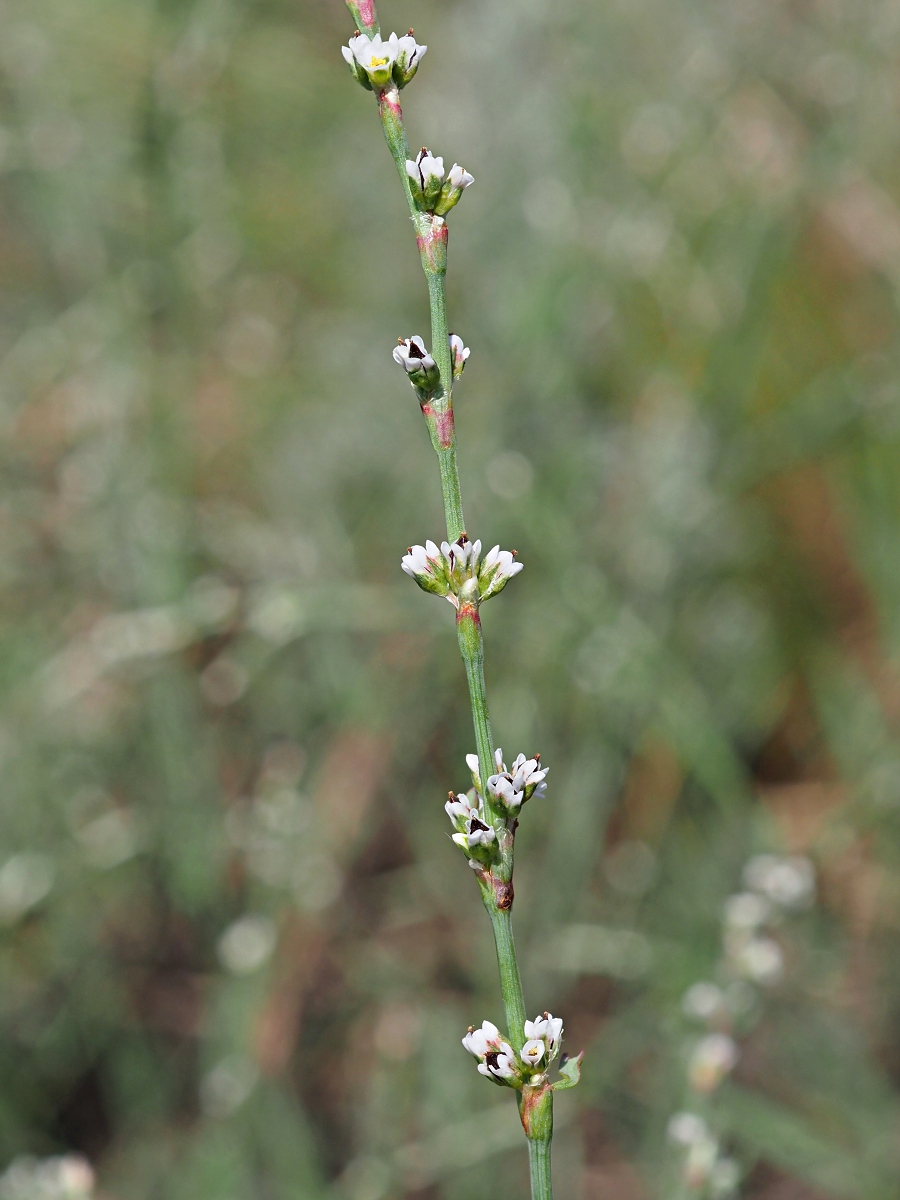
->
[[341, 31, 427, 90], [462, 1013, 564, 1088], [479, 747, 548, 812], [393, 334, 469, 392], [401, 534, 522, 608], [0, 1155, 95, 1200], [446, 789, 496, 860], [406, 148, 474, 216], [668, 1113, 740, 1196]]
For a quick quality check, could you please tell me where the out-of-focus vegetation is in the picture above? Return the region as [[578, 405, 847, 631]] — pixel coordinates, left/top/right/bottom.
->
[[1, 0, 899, 1195]]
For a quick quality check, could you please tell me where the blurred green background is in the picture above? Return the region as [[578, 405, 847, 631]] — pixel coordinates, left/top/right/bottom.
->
[[1, 0, 900, 1196]]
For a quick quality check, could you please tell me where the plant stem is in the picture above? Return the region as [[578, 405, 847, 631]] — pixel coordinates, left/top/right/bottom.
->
[[527, 1134, 553, 1200], [487, 904, 528, 1048], [346, 5, 552, 1194]]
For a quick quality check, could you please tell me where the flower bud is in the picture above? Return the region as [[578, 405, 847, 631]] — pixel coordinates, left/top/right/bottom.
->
[[449, 334, 470, 378], [400, 540, 451, 597], [400, 535, 522, 609], [342, 32, 398, 88], [393, 336, 441, 392], [433, 163, 474, 216], [478, 545, 522, 601], [390, 31, 427, 87]]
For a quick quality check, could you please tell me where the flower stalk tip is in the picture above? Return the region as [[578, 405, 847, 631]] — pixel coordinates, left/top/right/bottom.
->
[[462, 1013, 573, 1091]]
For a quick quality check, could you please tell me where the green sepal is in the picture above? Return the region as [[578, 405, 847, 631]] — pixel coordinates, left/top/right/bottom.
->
[[407, 174, 426, 209], [393, 63, 419, 89], [432, 185, 461, 217], [345, 57, 374, 91], [423, 174, 443, 209], [552, 1051, 584, 1091]]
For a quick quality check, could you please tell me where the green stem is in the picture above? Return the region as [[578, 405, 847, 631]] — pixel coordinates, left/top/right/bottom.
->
[[487, 904, 528, 1049], [527, 1134, 553, 1200], [456, 604, 496, 822], [350, 6, 552, 1193]]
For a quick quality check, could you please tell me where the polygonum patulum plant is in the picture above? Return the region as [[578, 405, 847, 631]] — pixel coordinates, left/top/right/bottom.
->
[[341, 4, 582, 1197]]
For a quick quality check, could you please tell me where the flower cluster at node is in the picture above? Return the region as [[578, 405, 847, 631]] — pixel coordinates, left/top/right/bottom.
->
[[406, 148, 474, 215], [341, 31, 427, 90], [401, 534, 522, 607], [393, 334, 470, 394], [462, 1014, 565, 1088], [446, 789, 496, 863]]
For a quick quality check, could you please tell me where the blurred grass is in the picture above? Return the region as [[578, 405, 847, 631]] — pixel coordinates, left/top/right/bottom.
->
[[0, 0, 899, 1196]]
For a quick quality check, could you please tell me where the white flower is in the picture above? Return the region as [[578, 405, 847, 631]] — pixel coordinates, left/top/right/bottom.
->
[[487, 752, 548, 811], [733, 935, 783, 985], [445, 789, 495, 858], [723, 891, 771, 930], [462, 1021, 520, 1085], [667, 1112, 710, 1146], [478, 544, 523, 600], [743, 854, 815, 910], [445, 791, 479, 824], [434, 163, 474, 216], [406, 148, 446, 206], [462, 1019, 502, 1057], [449, 333, 470, 378], [451, 812, 496, 850], [687, 1033, 739, 1093], [405, 148, 474, 215], [523, 1012, 563, 1059], [520, 1039, 545, 1067], [343, 32, 398, 87], [478, 1048, 519, 1082], [393, 335, 440, 391], [401, 539, 450, 597], [446, 163, 474, 191], [681, 981, 725, 1021], [400, 535, 522, 607], [465, 752, 481, 784], [390, 31, 427, 86]]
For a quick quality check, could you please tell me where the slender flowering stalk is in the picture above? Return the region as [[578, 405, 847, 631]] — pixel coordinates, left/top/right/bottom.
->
[[340, 5, 583, 1197]]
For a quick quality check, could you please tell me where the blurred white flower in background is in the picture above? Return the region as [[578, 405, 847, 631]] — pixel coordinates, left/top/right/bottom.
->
[[217, 914, 277, 975]]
